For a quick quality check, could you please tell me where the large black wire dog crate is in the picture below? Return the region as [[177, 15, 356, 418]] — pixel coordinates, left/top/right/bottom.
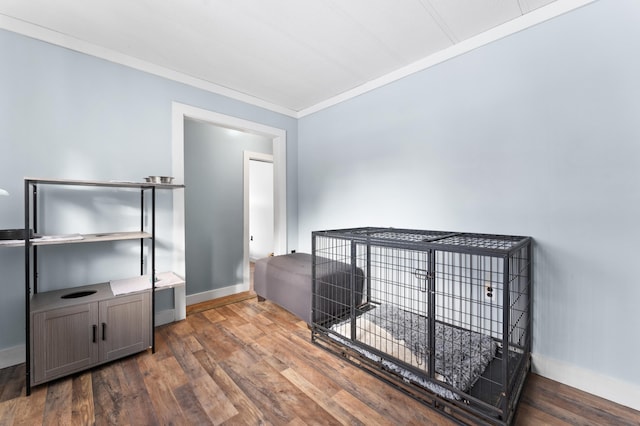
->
[[311, 228, 532, 425]]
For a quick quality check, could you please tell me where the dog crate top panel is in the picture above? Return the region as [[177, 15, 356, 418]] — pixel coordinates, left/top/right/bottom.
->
[[314, 227, 530, 255], [322, 228, 451, 241], [365, 229, 453, 242], [430, 234, 525, 250]]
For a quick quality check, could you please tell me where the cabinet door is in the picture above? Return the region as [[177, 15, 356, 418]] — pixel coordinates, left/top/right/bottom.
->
[[99, 291, 151, 362], [32, 302, 99, 385]]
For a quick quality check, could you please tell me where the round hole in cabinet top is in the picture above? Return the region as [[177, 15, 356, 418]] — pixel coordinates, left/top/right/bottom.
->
[[61, 290, 97, 299]]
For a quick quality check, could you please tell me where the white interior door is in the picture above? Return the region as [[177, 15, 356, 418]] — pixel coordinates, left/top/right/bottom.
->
[[248, 155, 274, 261]]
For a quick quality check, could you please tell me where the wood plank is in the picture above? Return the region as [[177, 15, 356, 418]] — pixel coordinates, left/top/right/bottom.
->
[[165, 316, 197, 338], [160, 325, 239, 424], [136, 354, 187, 425], [257, 320, 350, 372], [226, 297, 264, 320], [249, 312, 281, 336], [215, 305, 250, 327], [162, 326, 210, 379], [259, 300, 306, 327], [193, 349, 267, 424], [193, 322, 243, 362], [270, 319, 455, 425], [42, 378, 73, 425], [71, 372, 95, 426], [91, 364, 125, 425], [1, 298, 640, 426], [332, 389, 394, 426], [0, 398, 18, 425], [337, 359, 456, 425], [0, 364, 25, 401], [225, 319, 267, 343], [116, 355, 159, 425], [251, 337, 293, 374], [201, 307, 227, 324], [281, 367, 365, 425], [184, 311, 215, 331], [190, 375, 239, 424], [151, 324, 172, 362], [255, 332, 345, 395], [219, 348, 334, 424], [514, 402, 574, 426], [181, 334, 204, 353], [159, 356, 190, 390], [186, 311, 247, 362], [171, 384, 212, 425], [8, 384, 47, 425]]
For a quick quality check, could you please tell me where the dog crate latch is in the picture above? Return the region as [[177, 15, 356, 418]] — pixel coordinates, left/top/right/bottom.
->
[[414, 269, 433, 292]]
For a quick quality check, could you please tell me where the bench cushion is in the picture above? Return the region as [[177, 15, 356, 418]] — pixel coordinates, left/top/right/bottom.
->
[[254, 253, 364, 324]]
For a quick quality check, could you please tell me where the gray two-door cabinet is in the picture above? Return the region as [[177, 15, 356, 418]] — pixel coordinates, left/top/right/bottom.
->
[[30, 283, 151, 386]]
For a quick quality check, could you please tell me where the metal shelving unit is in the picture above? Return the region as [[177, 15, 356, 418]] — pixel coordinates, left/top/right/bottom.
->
[[22, 177, 184, 395]]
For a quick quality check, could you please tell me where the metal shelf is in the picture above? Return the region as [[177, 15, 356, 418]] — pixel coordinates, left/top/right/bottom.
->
[[2, 231, 152, 247], [24, 177, 185, 189]]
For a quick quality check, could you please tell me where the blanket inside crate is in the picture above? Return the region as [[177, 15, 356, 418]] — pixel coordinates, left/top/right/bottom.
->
[[330, 304, 496, 399]]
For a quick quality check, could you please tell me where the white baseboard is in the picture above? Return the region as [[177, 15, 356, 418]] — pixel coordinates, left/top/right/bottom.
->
[[532, 353, 640, 411], [0, 345, 25, 369], [186, 282, 250, 306]]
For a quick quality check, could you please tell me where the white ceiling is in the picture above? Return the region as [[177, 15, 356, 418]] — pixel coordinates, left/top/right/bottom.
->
[[0, 0, 593, 117]]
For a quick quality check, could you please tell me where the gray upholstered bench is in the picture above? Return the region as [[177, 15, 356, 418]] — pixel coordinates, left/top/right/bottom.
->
[[254, 253, 364, 324]]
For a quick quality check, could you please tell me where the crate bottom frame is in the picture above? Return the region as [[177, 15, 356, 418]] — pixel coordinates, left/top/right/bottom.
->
[[311, 329, 530, 426]]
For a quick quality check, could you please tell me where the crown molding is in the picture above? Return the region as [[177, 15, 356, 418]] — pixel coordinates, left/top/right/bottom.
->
[[0, 13, 298, 118], [298, 0, 597, 117], [1, 0, 596, 119]]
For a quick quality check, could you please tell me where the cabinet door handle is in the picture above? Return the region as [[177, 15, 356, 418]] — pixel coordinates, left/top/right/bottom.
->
[[92, 325, 97, 343], [102, 322, 106, 341]]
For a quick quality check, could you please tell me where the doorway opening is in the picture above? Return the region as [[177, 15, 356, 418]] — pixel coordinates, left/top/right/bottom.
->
[[171, 102, 287, 305], [246, 152, 274, 293]]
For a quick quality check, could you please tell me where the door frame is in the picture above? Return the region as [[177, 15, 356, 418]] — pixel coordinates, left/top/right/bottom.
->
[[171, 102, 287, 292]]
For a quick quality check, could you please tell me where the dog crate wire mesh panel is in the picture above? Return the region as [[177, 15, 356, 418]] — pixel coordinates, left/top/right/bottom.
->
[[311, 228, 532, 425]]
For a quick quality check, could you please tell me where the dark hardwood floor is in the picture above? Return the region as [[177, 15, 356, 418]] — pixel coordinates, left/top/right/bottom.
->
[[1, 297, 638, 425]]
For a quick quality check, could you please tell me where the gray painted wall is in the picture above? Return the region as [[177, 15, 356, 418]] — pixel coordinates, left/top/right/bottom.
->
[[184, 120, 272, 295], [0, 28, 297, 351], [298, 0, 640, 388]]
